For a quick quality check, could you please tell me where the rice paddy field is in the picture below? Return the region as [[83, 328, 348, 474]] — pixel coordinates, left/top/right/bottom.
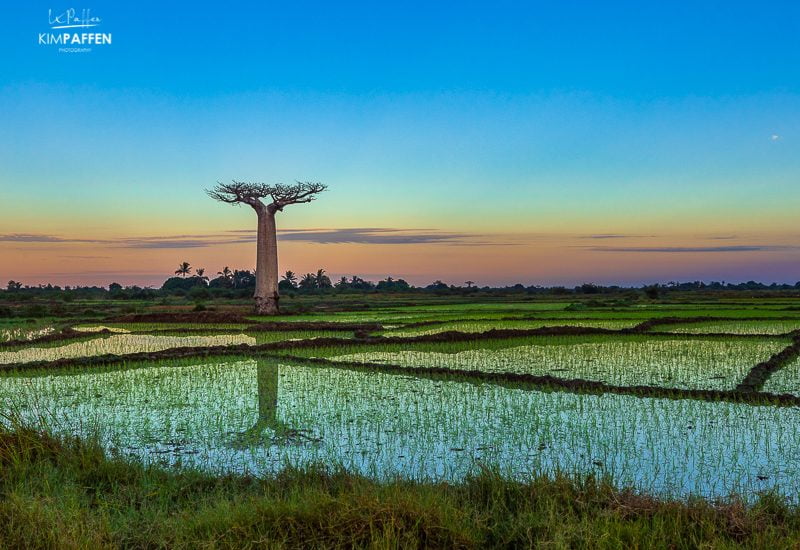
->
[[3, 296, 800, 510]]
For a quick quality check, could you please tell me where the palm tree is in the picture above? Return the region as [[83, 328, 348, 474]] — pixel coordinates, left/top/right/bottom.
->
[[175, 262, 192, 278], [281, 270, 298, 288], [299, 273, 316, 290], [196, 268, 208, 281], [218, 266, 233, 280], [315, 268, 332, 289]]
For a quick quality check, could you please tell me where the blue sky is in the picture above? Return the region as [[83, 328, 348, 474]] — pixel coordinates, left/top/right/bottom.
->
[[0, 1, 798, 286], [6, 1, 800, 97]]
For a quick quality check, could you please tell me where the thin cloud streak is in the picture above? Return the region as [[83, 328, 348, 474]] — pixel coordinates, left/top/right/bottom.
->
[[278, 228, 484, 244], [0, 233, 103, 243], [586, 245, 798, 253], [0, 228, 494, 248], [4, 232, 795, 252], [578, 234, 655, 239]]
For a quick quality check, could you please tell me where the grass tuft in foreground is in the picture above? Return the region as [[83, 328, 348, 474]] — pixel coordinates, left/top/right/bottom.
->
[[1, 426, 800, 548]]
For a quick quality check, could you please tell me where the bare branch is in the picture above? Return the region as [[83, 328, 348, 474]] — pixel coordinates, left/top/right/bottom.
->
[[271, 181, 328, 209], [207, 180, 327, 212], [206, 180, 266, 208]]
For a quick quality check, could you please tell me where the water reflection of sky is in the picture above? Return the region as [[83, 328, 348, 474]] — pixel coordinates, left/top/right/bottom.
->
[[2, 358, 799, 502]]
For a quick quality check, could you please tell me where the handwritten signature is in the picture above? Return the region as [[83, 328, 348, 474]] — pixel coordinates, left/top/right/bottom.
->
[[48, 8, 101, 29]]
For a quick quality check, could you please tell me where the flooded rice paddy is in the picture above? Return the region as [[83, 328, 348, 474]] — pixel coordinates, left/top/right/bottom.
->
[[0, 334, 255, 364], [2, 302, 800, 502], [659, 320, 800, 335], [0, 324, 56, 342], [763, 356, 800, 396], [382, 319, 639, 337], [331, 338, 787, 390], [3, 358, 799, 501]]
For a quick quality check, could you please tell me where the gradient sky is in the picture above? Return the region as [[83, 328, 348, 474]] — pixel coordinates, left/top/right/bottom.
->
[[1, 1, 799, 287]]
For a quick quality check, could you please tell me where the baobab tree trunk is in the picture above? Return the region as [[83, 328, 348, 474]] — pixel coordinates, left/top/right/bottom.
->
[[208, 180, 326, 315], [254, 205, 280, 315]]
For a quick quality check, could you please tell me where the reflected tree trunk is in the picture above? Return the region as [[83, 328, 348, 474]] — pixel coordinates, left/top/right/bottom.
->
[[255, 358, 282, 429], [238, 360, 287, 442]]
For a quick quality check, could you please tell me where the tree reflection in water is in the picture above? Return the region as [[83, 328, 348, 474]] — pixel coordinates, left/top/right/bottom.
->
[[231, 359, 321, 447]]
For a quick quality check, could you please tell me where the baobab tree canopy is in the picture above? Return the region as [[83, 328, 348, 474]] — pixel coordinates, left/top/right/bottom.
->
[[207, 181, 327, 213], [207, 180, 327, 315]]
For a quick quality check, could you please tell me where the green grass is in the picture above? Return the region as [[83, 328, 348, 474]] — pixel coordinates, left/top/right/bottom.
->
[[2, 425, 800, 549]]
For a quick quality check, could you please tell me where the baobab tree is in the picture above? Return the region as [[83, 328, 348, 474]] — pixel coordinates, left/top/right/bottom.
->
[[207, 180, 327, 314]]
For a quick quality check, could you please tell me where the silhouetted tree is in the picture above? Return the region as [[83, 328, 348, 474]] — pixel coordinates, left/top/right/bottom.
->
[[208, 180, 327, 314], [349, 275, 375, 290], [426, 280, 449, 291], [231, 269, 256, 289], [217, 266, 233, 280], [577, 283, 601, 294], [315, 269, 332, 289], [299, 273, 316, 290], [643, 284, 661, 299], [376, 277, 410, 291], [282, 271, 298, 287], [278, 270, 298, 292], [175, 262, 192, 278]]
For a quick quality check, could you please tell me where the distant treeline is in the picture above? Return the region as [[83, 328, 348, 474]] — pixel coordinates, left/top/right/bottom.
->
[[3, 271, 800, 303]]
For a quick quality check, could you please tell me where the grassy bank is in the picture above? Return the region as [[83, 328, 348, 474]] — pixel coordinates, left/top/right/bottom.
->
[[1, 426, 799, 548]]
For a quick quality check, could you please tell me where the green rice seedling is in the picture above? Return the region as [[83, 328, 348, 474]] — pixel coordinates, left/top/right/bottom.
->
[[762, 356, 800, 396], [2, 357, 800, 502], [330, 338, 786, 390], [383, 319, 639, 337], [72, 325, 131, 333], [0, 334, 257, 365], [74, 322, 254, 332], [250, 330, 354, 345], [657, 320, 800, 335]]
